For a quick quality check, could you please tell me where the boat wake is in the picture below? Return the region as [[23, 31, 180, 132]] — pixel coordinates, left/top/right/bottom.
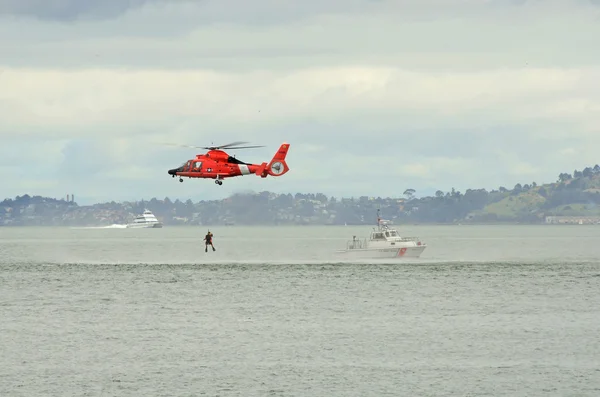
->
[[70, 224, 128, 229], [28, 258, 600, 267]]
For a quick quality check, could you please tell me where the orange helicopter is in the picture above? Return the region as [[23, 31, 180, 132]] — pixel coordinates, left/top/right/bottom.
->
[[167, 141, 290, 185]]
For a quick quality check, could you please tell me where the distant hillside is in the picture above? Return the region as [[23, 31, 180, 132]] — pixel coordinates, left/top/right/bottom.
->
[[398, 164, 600, 223], [477, 165, 600, 222], [2, 164, 600, 226]]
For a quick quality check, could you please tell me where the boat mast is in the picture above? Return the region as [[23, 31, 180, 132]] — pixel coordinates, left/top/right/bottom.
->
[[377, 208, 389, 231]]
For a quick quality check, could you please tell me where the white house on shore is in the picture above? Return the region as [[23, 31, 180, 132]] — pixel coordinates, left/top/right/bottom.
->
[[545, 216, 600, 224]]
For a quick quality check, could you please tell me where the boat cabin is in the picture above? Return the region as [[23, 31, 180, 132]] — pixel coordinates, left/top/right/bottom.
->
[[370, 229, 400, 240], [369, 226, 420, 243]]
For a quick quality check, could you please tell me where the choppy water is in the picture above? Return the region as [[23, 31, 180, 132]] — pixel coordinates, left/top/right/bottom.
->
[[1, 225, 600, 396]]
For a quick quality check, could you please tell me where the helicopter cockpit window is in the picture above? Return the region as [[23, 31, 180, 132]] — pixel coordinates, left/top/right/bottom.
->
[[193, 161, 202, 171]]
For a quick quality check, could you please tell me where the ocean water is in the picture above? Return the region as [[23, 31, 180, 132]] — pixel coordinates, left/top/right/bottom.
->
[[1, 225, 600, 396]]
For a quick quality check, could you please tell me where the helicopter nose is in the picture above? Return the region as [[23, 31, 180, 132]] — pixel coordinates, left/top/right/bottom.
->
[[168, 168, 176, 175]]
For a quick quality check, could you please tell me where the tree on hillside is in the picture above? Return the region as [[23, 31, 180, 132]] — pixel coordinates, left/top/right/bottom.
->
[[450, 187, 462, 197], [567, 178, 586, 190], [558, 173, 572, 182], [274, 193, 294, 208], [542, 189, 590, 209], [512, 183, 522, 195], [315, 193, 328, 203], [463, 189, 488, 208], [403, 189, 416, 200]]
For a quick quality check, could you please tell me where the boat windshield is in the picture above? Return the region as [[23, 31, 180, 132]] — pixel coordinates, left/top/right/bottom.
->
[[372, 232, 385, 240]]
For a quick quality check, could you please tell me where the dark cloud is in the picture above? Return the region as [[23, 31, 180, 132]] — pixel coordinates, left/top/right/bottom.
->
[[0, 0, 594, 26], [0, 0, 159, 21], [0, 0, 379, 24]]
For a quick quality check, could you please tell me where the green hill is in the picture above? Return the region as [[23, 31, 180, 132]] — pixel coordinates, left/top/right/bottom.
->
[[481, 190, 546, 219], [394, 164, 600, 224], [474, 165, 600, 222]]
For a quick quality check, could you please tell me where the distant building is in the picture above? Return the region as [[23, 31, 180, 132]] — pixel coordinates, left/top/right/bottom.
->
[[545, 216, 600, 224]]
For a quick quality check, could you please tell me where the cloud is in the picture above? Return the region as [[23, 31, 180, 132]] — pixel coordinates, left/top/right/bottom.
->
[[0, 0, 470, 24], [2, 0, 600, 203], [0, 0, 160, 21], [2, 67, 596, 135]]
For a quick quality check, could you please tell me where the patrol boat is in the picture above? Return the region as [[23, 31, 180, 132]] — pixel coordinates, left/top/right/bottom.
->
[[336, 210, 426, 258], [126, 209, 163, 228]]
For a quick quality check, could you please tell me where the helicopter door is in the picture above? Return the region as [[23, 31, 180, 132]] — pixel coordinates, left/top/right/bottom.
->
[[192, 161, 203, 172]]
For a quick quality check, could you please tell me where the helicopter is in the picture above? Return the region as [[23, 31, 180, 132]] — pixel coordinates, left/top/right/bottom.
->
[[166, 141, 290, 185]]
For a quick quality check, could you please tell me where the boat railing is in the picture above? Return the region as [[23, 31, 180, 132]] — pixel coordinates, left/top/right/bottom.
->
[[347, 238, 367, 250]]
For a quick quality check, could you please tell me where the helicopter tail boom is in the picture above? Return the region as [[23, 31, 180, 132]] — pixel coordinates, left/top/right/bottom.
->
[[254, 143, 290, 178], [266, 142, 290, 177]]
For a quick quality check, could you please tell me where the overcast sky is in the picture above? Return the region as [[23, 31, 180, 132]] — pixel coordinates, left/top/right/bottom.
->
[[2, 0, 600, 205]]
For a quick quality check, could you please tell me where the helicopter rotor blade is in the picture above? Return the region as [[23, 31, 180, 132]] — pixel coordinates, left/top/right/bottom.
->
[[211, 141, 251, 149], [219, 145, 265, 150], [202, 141, 266, 150], [158, 143, 205, 149], [157, 141, 265, 150]]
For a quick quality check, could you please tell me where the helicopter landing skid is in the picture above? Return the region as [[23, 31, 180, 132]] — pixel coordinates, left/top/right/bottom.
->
[[171, 174, 222, 185]]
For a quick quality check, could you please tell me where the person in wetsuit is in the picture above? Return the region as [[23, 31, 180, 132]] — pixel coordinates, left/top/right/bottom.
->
[[204, 231, 215, 252]]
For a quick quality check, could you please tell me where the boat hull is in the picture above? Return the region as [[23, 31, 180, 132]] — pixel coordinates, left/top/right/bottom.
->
[[336, 245, 426, 259], [126, 222, 163, 228]]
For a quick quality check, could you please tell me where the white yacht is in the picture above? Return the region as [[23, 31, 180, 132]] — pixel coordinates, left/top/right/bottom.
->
[[126, 209, 163, 228], [336, 210, 426, 258]]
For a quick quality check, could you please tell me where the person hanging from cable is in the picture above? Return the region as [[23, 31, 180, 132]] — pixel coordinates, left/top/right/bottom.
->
[[204, 230, 215, 252]]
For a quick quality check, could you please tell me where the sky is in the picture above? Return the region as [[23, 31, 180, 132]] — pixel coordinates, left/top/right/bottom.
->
[[2, 0, 600, 205]]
